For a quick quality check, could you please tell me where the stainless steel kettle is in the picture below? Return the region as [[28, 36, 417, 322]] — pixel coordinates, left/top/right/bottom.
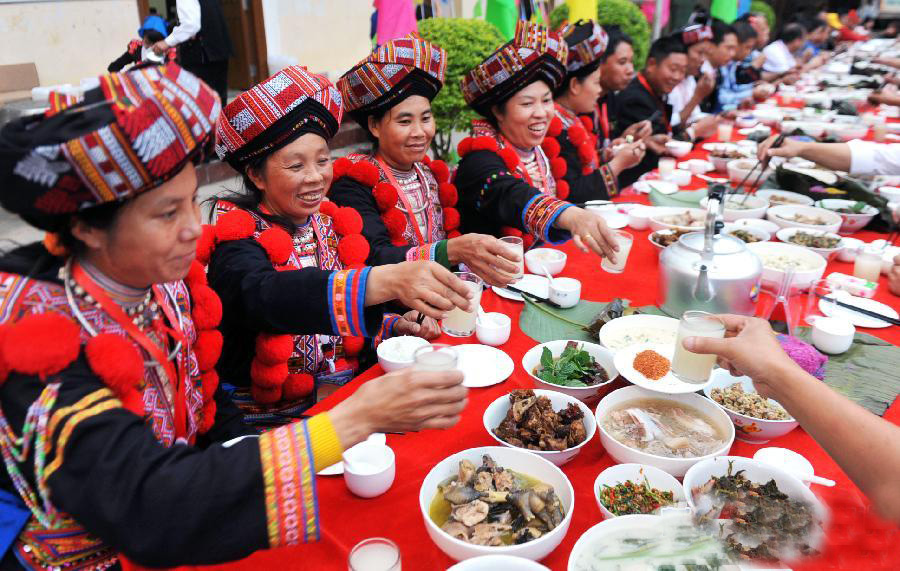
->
[[658, 184, 762, 316]]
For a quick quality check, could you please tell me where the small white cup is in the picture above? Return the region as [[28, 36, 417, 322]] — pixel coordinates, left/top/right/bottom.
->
[[343, 442, 396, 498], [475, 312, 512, 346], [837, 237, 863, 263], [627, 206, 653, 230], [754, 447, 814, 488], [549, 277, 581, 308], [809, 316, 855, 355]]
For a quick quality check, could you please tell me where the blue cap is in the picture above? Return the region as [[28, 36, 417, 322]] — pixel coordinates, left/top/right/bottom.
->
[[138, 14, 168, 38]]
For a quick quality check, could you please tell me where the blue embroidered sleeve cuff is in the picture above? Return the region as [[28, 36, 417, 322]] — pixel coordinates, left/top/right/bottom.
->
[[327, 267, 373, 338], [522, 194, 573, 244]]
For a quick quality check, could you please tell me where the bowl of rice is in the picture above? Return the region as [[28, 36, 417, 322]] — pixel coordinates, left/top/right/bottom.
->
[[703, 371, 798, 443], [746, 241, 827, 290], [376, 336, 431, 372]]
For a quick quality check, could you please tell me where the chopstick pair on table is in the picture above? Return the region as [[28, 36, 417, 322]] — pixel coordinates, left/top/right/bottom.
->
[[816, 294, 900, 327], [731, 134, 786, 204]]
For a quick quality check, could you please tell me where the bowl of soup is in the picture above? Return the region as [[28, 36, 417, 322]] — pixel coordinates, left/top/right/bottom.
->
[[594, 386, 735, 477]]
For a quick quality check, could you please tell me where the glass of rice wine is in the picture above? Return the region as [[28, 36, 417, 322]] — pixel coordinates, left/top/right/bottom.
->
[[671, 311, 726, 384], [441, 272, 483, 337], [413, 344, 459, 372], [348, 537, 400, 571]]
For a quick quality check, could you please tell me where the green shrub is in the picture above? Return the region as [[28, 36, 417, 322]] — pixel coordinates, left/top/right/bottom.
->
[[750, 1, 776, 31], [549, 0, 651, 69], [418, 18, 505, 161]]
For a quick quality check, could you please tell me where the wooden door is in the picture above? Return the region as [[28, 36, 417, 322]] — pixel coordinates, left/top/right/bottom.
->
[[221, 0, 268, 90]]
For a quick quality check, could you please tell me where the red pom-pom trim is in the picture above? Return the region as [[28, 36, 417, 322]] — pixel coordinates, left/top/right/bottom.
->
[[255, 333, 294, 365], [185, 260, 207, 288], [332, 156, 353, 181], [501, 226, 524, 238], [252, 384, 281, 404], [333, 207, 364, 236], [347, 160, 380, 187], [282, 373, 314, 400], [438, 183, 458, 207], [443, 207, 461, 232], [194, 329, 223, 371], [200, 400, 216, 433], [541, 137, 561, 159], [471, 136, 499, 153], [196, 225, 216, 265], [250, 359, 288, 388], [318, 200, 338, 218], [430, 160, 451, 184], [550, 157, 567, 179], [523, 235, 536, 251], [556, 179, 570, 200], [373, 182, 399, 212], [190, 284, 223, 330], [457, 138, 474, 157], [447, 230, 461, 239], [382, 208, 407, 239], [0, 326, 10, 385], [201, 369, 219, 402], [568, 125, 588, 146], [120, 389, 145, 417], [421, 154, 432, 165], [580, 115, 594, 131], [4, 313, 81, 378], [84, 333, 143, 393], [257, 227, 293, 265], [337, 234, 370, 266], [215, 210, 255, 243], [342, 335, 365, 357], [498, 147, 519, 172], [577, 142, 595, 164], [547, 117, 564, 138]]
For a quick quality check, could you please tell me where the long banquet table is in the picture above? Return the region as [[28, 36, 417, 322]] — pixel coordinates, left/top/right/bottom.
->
[[199, 131, 900, 570]]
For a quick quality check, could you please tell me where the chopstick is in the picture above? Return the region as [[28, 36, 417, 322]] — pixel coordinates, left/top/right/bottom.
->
[[504, 285, 564, 308], [735, 134, 786, 204], [817, 294, 900, 326]]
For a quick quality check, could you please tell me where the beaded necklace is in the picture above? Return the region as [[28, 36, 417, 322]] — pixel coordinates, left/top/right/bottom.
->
[[0, 383, 61, 528]]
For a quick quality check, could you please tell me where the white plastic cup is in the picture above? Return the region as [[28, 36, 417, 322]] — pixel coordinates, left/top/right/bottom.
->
[[343, 443, 396, 499]]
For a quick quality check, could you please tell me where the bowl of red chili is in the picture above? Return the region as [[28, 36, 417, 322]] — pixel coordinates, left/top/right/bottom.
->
[[593, 463, 686, 520]]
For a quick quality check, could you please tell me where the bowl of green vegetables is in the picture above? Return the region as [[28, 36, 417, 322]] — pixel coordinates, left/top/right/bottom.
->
[[521, 340, 618, 401]]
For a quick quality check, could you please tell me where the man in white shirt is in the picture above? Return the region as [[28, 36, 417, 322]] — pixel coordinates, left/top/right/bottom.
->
[[668, 24, 715, 127], [151, 0, 233, 104], [759, 136, 900, 176], [762, 23, 806, 75]]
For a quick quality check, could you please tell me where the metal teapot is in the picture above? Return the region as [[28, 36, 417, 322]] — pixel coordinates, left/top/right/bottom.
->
[[658, 184, 762, 316]]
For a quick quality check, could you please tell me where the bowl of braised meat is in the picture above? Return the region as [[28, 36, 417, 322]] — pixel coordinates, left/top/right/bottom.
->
[[484, 389, 597, 466]]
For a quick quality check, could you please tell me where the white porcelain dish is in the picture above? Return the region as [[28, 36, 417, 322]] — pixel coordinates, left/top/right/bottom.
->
[[815, 198, 879, 235], [593, 463, 687, 519], [455, 344, 515, 388], [597, 314, 679, 354], [746, 241, 827, 290], [775, 227, 844, 260], [703, 370, 798, 444], [700, 194, 769, 221], [522, 340, 618, 401], [766, 204, 842, 234]]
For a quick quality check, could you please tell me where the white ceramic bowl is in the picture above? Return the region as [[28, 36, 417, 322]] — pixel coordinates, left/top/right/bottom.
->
[[648, 208, 707, 233], [755, 189, 815, 206], [702, 371, 799, 444], [548, 277, 581, 309], [722, 224, 770, 243], [683, 456, 827, 550], [593, 463, 687, 519], [626, 206, 654, 230], [448, 555, 550, 571], [752, 107, 784, 125], [524, 248, 567, 276], [679, 159, 714, 175], [815, 198, 879, 235], [665, 140, 693, 158], [647, 229, 685, 253], [483, 389, 597, 466], [419, 446, 574, 562], [376, 336, 431, 372], [781, 120, 827, 138], [597, 314, 679, 354], [343, 442, 396, 498], [877, 185, 900, 202], [746, 240, 828, 290], [522, 340, 618, 401], [837, 236, 863, 262], [664, 168, 693, 186], [825, 122, 869, 141], [594, 386, 735, 478], [732, 217, 780, 234], [700, 194, 769, 221], [727, 159, 772, 188], [775, 227, 844, 260], [766, 204, 843, 234], [476, 312, 512, 347]]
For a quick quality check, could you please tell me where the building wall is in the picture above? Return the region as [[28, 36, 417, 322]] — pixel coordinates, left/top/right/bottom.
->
[[261, 0, 373, 80], [0, 0, 139, 86]]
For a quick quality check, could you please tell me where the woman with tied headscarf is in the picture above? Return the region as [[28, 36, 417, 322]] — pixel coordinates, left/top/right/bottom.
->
[[548, 20, 646, 203], [453, 20, 620, 260], [329, 34, 520, 287], [0, 63, 467, 569], [206, 66, 472, 425]]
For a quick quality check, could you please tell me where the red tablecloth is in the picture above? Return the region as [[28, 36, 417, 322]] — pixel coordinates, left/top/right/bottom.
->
[[199, 135, 900, 570]]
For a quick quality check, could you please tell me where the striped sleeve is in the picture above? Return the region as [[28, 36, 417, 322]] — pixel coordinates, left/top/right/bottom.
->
[[522, 194, 573, 244], [45, 388, 122, 481], [258, 414, 343, 547], [327, 267, 372, 338]]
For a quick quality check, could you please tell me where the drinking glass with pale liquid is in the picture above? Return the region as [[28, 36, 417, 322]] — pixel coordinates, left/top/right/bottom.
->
[[441, 272, 483, 337], [717, 121, 734, 142], [499, 236, 524, 282], [348, 537, 400, 571], [671, 311, 726, 384], [413, 344, 459, 371], [601, 230, 633, 274], [853, 246, 883, 283], [658, 157, 676, 178]]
